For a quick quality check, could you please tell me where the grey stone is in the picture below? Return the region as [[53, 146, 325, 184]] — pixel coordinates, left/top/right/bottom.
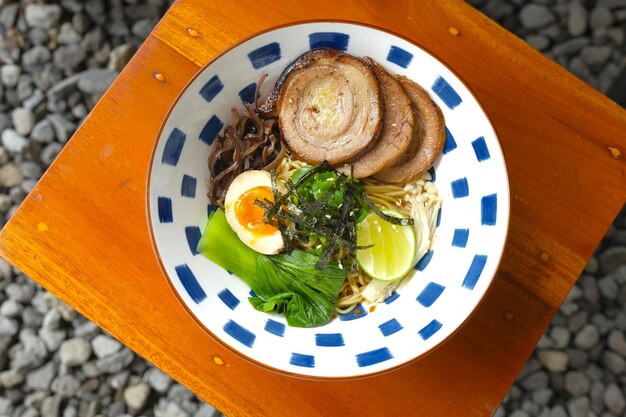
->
[[28, 27, 49, 46], [0, 398, 13, 415], [77, 69, 118, 94], [599, 0, 626, 7], [604, 383, 626, 414], [25, 4, 62, 29], [109, 370, 130, 389], [54, 45, 87, 70], [11, 107, 35, 135], [22, 46, 53, 72], [567, 396, 590, 417], [1, 129, 28, 155], [604, 351, 626, 374], [510, 411, 530, 417], [81, 27, 104, 53], [51, 374, 81, 397], [581, 45, 613, 69], [575, 324, 600, 349], [608, 330, 626, 357], [1, 64, 20, 87], [47, 114, 75, 143], [0, 257, 12, 279], [0, 316, 18, 336], [26, 362, 56, 390], [40, 142, 64, 166], [0, 194, 11, 213], [31, 119, 56, 143], [590, 6, 615, 30], [0, 3, 18, 30], [537, 349, 569, 372], [193, 404, 218, 417], [568, 1, 588, 36], [58, 22, 82, 45], [41, 395, 62, 417], [167, 383, 195, 403], [108, 43, 136, 71], [520, 4, 555, 29], [39, 328, 66, 352], [145, 367, 173, 393], [60, 338, 92, 367], [96, 347, 134, 374], [155, 399, 188, 417], [47, 75, 81, 102], [23, 89, 45, 110], [72, 12, 91, 33], [92, 335, 122, 359], [553, 37, 591, 56], [600, 246, 626, 273], [599, 275, 619, 299], [0, 368, 24, 388], [73, 320, 100, 339], [19, 161, 43, 180], [565, 371, 591, 396], [21, 179, 37, 194], [0, 299, 22, 317], [132, 17, 157, 40], [526, 35, 550, 51], [0, 162, 24, 188], [17, 74, 35, 102], [124, 382, 151, 411]]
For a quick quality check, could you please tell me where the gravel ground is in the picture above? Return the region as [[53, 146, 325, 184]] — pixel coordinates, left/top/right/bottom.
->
[[0, 1, 624, 417]]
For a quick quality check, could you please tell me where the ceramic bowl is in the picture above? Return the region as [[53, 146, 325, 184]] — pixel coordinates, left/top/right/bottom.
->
[[147, 21, 510, 379]]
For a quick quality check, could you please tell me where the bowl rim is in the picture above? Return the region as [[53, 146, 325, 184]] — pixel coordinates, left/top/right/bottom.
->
[[145, 18, 512, 381]]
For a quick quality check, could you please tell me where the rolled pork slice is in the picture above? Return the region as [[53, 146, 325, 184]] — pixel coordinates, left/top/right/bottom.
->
[[373, 75, 446, 184], [258, 48, 382, 165], [339, 57, 413, 178]]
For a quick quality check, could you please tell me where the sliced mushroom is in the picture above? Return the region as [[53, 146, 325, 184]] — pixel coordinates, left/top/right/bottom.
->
[[373, 75, 446, 184], [338, 57, 413, 178], [257, 48, 382, 165]]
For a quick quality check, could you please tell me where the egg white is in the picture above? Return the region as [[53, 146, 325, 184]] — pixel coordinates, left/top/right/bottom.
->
[[224, 170, 284, 255]]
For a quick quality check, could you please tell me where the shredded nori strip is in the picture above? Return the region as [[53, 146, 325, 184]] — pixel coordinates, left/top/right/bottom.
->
[[257, 161, 411, 269]]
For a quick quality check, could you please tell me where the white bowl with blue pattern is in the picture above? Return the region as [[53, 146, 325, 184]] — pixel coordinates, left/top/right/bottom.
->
[[147, 22, 510, 379]]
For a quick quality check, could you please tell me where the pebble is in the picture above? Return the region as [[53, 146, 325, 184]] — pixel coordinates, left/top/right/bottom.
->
[[96, 347, 133, 374], [21, 46, 52, 72], [145, 367, 173, 393], [53, 45, 87, 70], [598, 274, 619, 299], [155, 399, 188, 417], [603, 383, 626, 414], [607, 330, 626, 356], [0, 316, 18, 336], [574, 324, 600, 349], [91, 334, 122, 359], [6, 282, 35, 302], [581, 45, 614, 68], [46, 113, 75, 143], [599, 246, 626, 273], [11, 107, 35, 136], [0, 299, 22, 318], [51, 374, 81, 397], [552, 37, 590, 56], [124, 382, 151, 411], [0, 369, 25, 388], [520, 4, 556, 29], [1, 64, 20, 87], [108, 43, 136, 71], [39, 328, 66, 352], [526, 34, 551, 50], [568, 1, 588, 36], [26, 362, 56, 391], [603, 350, 626, 373], [59, 338, 92, 367], [57, 22, 82, 45], [77, 68, 118, 94], [40, 395, 62, 417], [567, 396, 589, 417], [19, 160, 42, 179], [31, 119, 56, 143], [590, 6, 615, 30], [24, 4, 62, 29], [564, 371, 591, 395], [537, 349, 569, 372], [1, 129, 28, 154], [40, 142, 63, 166]]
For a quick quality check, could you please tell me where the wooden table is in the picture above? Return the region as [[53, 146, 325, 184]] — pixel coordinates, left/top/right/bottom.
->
[[1, 1, 625, 416]]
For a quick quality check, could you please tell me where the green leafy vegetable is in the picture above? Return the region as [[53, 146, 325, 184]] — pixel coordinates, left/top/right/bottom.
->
[[197, 208, 346, 327]]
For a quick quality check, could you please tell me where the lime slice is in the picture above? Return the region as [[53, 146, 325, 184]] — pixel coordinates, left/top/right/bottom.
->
[[356, 210, 416, 281]]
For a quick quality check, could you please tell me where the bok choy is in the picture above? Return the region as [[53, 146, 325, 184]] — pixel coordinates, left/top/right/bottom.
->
[[197, 208, 346, 327]]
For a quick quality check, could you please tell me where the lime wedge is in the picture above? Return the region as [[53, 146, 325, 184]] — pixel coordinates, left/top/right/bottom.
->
[[356, 210, 416, 282]]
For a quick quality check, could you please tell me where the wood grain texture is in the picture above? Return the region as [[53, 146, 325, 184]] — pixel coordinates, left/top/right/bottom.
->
[[1, 0, 625, 416]]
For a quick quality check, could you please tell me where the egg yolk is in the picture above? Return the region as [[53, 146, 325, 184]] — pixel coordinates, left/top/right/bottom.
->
[[234, 186, 279, 236]]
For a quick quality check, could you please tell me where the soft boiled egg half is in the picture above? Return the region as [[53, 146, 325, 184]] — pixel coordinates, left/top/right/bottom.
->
[[224, 170, 284, 255]]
